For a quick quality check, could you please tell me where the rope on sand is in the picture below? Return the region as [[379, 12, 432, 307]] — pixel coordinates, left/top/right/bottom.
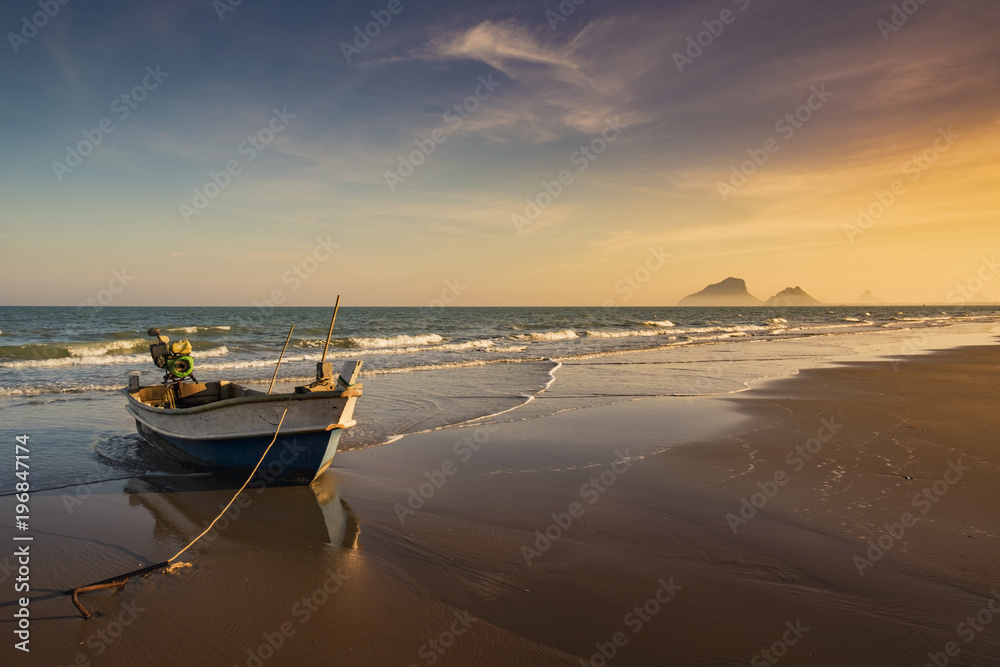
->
[[69, 400, 292, 618]]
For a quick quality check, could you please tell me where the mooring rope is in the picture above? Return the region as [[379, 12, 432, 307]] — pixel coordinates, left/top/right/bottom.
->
[[70, 397, 294, 618], [166, 399, 292, 562]]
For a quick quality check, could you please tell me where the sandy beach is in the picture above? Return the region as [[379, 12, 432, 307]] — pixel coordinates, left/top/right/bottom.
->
[[5, 338, 1000, 666]]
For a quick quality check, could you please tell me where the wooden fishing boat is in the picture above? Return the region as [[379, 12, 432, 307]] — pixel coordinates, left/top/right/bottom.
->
[[123, 326, 362, 485]]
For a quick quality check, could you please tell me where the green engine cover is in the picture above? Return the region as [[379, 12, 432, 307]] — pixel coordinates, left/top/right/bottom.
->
[[165, 355, 195, 379]]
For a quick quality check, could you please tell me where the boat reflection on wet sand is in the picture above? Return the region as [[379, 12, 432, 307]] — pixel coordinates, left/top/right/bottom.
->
[[124, 473, 361, 550]]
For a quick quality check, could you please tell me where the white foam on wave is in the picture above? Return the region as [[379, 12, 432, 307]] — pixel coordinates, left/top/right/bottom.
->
[[1, 352, 150, 369], [512, 329, 579, 342], [671, 324, 771, 335], [165, 325, 231, 333], [800, 321, 875, 330], [198, 345, 230, 358], [0, 345, 229, 369], [298, 333, 446, 349], [585, 329, 667, 339], [349, 333, 445, 348], [68, 338, 148, 357], [643, 320, 675, 328], [581, 323, 774, 342], [892, 315, 953, 323], [198, 340, 506, 371], [0, 383, 124, 396], [439, 339, 496, 351], [373, 360, 563, 445]]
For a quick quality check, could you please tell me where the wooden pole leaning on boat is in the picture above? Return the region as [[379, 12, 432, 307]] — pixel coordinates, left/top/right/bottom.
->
[[313, 295, 342, 384], [320, 295, 341, 365], [267, 323, 295, 395]]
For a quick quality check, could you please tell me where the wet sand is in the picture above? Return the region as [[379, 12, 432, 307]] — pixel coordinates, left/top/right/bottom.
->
[[5, 340, 1000, 665]]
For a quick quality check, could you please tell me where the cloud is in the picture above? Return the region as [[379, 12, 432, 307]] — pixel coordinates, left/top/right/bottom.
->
[[418, 18, 657, 142]]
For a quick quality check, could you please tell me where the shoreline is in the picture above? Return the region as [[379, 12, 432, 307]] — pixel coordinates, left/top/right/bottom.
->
[[4, 337, 1000, 665]]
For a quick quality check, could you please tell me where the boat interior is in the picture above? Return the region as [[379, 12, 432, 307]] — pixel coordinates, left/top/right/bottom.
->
[[130, 381, 263, 409]]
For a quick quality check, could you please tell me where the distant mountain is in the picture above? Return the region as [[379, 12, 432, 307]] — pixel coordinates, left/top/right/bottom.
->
[[678, 277, 763, 306], [855, 289, 884, 305], [763, 286, 822, 307]]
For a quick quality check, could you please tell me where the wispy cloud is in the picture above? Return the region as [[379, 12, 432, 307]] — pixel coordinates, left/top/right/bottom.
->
[[417, 17, 657, 142]]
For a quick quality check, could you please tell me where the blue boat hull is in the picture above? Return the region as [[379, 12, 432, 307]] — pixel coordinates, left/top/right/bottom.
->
[[135, 421, 343, 484]]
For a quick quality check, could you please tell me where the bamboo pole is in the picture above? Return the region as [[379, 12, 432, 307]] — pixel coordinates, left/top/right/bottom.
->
[[320, 295, 341, 365], [267, 323, 296, 395]]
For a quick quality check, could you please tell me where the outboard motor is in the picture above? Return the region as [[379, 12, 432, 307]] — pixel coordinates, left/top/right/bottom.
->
[[147, 328, 196, 383]]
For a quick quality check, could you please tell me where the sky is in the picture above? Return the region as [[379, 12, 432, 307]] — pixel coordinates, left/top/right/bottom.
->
[[0, 0, 997, 306]]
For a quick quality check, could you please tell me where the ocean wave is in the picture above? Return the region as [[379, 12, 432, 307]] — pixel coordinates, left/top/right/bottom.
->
[[892, 316, 952, 322], [0, 338, 149, 361], [670, 324, 771, 335], [642, 320, 675, 328], [801, 321, 875, 330], [512, 329, 579, 342], [164, 325, 231, 333], [238, 356, 554, 382], [348, 333, 445, 348], [361, 357, 551, 376], [0, 383, 124, 397], [0, 345, 229, 369], [199, 339, 514, 371], [299, 333, 446, 349], [585, 329, 669, 339]]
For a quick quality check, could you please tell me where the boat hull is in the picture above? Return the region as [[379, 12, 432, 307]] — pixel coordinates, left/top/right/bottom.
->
[[134, 420, 343, 484]]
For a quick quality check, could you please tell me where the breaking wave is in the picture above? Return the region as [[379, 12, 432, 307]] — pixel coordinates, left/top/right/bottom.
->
[[512, 329, 579, 342]]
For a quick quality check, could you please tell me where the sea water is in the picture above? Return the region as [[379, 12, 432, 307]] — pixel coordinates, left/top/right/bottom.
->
[[1, 305, 998, 493]]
